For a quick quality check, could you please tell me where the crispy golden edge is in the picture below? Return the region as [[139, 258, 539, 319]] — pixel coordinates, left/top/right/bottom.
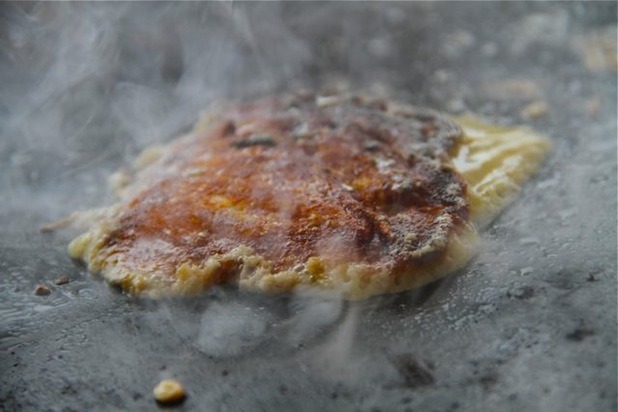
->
[[68, 217, 477, 300]]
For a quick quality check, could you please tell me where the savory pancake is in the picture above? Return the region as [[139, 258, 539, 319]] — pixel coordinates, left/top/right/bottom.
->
[[67, 93, 549, 299]]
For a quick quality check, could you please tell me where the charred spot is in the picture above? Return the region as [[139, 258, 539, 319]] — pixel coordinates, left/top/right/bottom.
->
[[322, 118, 338, 130], [220, 120, 236, 137], [366, 99, 388, 111], [348, 117, 392, 144], [363, 140, 381, 152], [412, 110, 440, 123], [232, 134, 276, 148], [421, 123, 438, 137]]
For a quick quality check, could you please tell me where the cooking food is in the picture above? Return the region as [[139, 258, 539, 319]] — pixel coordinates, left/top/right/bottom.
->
[[67, 93, 549, 299], [153, 379, 186, 404]]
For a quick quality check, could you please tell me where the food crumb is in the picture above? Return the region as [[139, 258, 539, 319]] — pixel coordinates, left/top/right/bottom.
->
[[54, 277, 70, 286], [34, 284, 51, 296], [153, 379, 186, 404]]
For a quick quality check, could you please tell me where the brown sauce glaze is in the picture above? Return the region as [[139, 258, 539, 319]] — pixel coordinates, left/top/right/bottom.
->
[[103, 94, 469, 276]]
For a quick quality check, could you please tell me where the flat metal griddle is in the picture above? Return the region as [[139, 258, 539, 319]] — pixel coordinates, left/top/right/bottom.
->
[[1, 2, 616, 411]]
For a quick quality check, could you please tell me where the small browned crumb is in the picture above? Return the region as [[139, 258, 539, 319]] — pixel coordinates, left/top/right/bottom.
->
[[34, 284, 51, 296], [54, 277, 70, 286], [520, 100, 549, 120], [153, 379, 186, 404]]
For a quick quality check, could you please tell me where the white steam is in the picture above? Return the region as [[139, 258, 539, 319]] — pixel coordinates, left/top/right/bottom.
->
[[197, 301, 271, 357], [1, 3, 314, 201]]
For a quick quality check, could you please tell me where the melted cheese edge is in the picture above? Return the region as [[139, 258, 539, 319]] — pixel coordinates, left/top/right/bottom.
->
[[452, 116, 551, 228]]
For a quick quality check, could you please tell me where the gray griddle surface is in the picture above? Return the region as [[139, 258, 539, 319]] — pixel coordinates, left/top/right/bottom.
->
[[1, 2, 616, 411]]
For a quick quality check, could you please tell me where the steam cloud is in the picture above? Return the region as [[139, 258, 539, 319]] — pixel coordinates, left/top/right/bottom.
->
[[4, 3, 608, 391], [1, 2, 416, 214], [2, 2, 405, 365]]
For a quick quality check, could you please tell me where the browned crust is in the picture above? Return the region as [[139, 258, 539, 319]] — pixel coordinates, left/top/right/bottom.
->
[[69, 93, 478, 299]]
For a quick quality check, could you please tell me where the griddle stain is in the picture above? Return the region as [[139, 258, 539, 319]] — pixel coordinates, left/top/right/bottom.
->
[[392, 354, 436, 388], [566, 327, 596, 342]]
